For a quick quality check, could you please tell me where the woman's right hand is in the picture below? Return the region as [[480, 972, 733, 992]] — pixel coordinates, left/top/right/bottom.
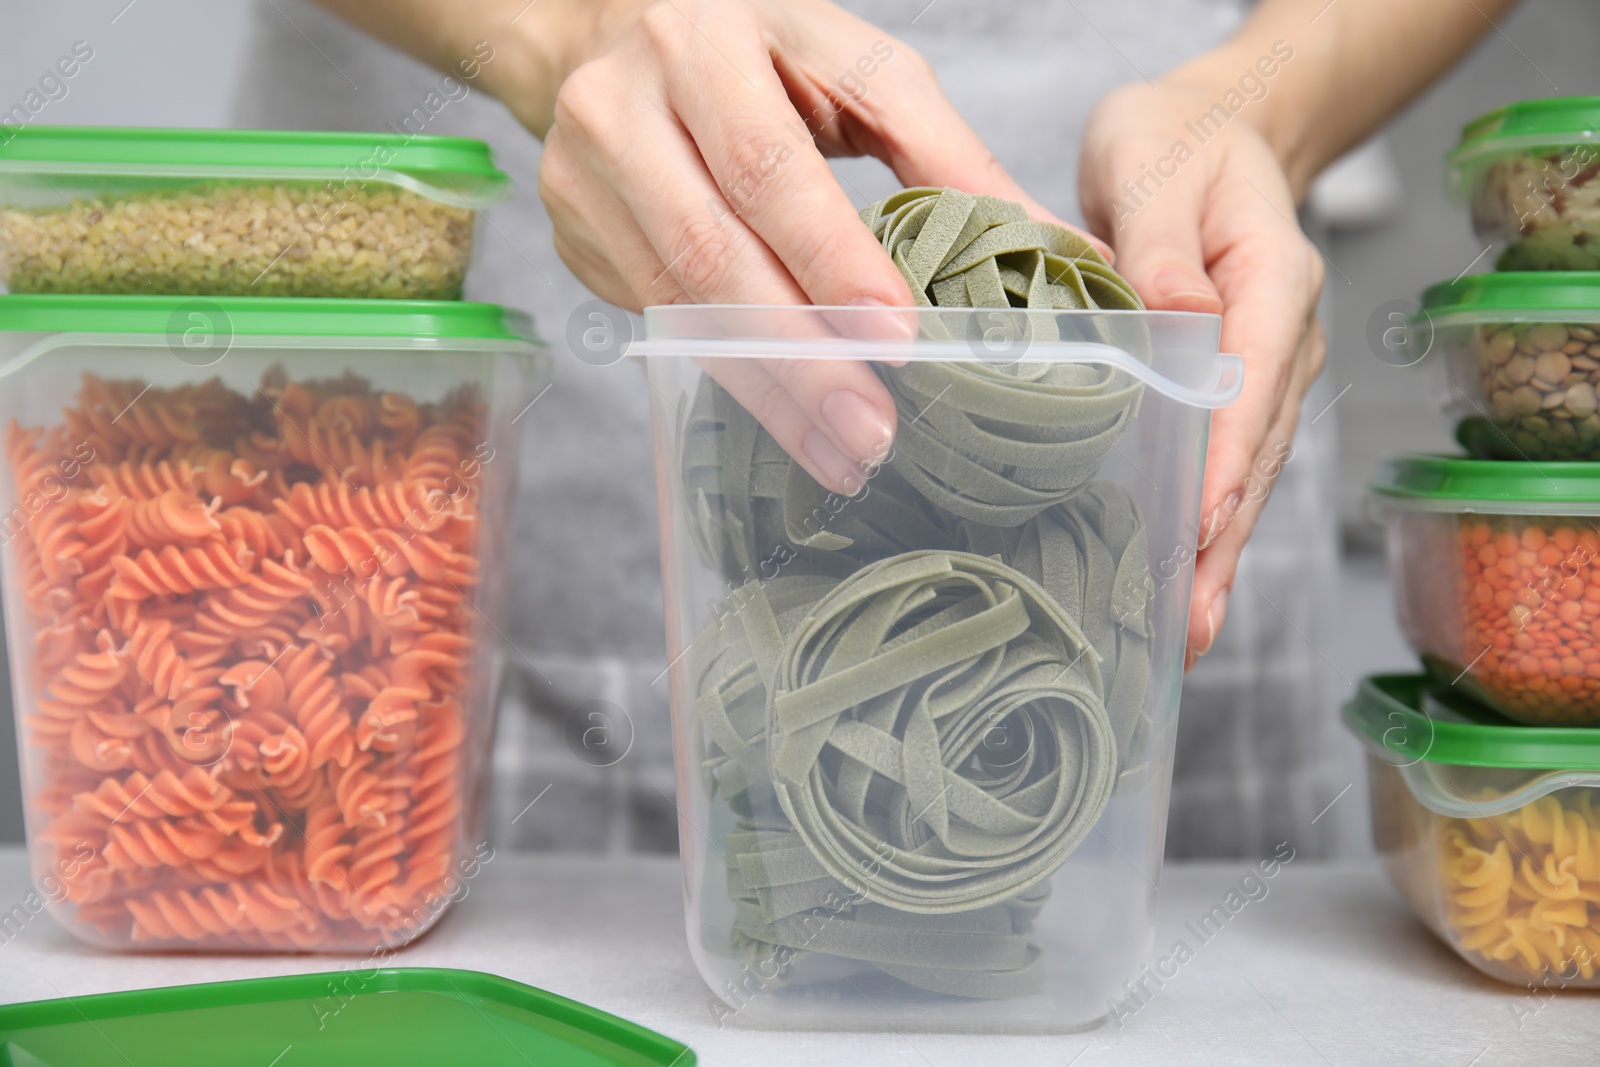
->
[[536, 0, 1087, 493]]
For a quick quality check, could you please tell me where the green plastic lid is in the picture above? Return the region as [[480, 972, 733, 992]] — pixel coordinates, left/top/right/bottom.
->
[[1449, 96, 1600, 173], [0, 294, 538, 344], [0, 127, 509, 207], [0, 968, 694, 1067], [1370, 453, 1600, 514], [1343, 674, 1600, 769], [1419, 271, 1600, 323]]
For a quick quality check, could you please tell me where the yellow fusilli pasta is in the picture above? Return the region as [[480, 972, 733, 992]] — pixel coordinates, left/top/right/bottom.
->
[[1439, 791, 1600, 981]]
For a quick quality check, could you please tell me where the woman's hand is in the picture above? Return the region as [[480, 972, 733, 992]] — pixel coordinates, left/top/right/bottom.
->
[[1080, 80, 1327, 669], [537, 0, 1084, 493]]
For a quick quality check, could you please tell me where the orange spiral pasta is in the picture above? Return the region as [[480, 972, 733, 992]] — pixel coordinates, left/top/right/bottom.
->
[[3, 367, 490, 951]]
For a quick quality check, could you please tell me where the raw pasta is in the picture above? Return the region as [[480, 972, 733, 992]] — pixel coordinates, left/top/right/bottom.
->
[[1439, 791, 1600, 981], [861, 187, 1147, 524], [682, 190, 1157, 998], [5, 367, 487, 950]]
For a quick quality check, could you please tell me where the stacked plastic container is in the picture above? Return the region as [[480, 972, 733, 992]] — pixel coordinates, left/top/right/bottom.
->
[[1356, 97, 1600, 988], [0, 128, 547, 951]]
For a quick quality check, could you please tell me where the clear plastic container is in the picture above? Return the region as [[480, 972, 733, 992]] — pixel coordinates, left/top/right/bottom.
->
[[0, 294, 545, 950], [637, 305, 1242, 1030], [0, 128, 509, 299], [1346, 673, 1600, 988], [1419, 273, 1600, 461], [1449, 97, 1600, 271], [1373, 453, 1600, 727]]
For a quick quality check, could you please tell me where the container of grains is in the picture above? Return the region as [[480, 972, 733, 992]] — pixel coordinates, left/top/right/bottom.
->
[[1373, 453, 1600, 727], [1346, 673, 1600, 989], [0, 294, 546, 950], [637, 298, 1242, 1031], [1419, 272, 1600, 461], [0, 128, 508, 299], [1449, 97, 1600, 271]]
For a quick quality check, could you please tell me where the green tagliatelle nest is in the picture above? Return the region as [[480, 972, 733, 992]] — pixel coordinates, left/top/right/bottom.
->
[[863, 187, 1147, 525], [765, 551, 1115, 914]]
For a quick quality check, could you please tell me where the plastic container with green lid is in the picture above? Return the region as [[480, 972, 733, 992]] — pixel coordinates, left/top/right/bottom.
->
[[1416, 272, 1600, 461], [0, 128, 511, 299], [0, 968, 695, 1066], [1345, 674, 1600, 988], [0, 294, 546, 951], [1373, 454, 1600, 727], [1449, 96, 1600, 271]]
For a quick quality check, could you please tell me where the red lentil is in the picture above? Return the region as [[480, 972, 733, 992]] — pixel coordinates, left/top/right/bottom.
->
[[1451, 517, 1600, 724]]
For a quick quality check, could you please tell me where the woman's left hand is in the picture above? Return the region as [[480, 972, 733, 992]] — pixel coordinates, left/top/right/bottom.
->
[[1079, 79, 1328, 669]]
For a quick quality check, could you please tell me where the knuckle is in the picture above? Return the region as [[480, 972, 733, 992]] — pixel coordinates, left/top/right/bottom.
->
[[1302, 242, 1327, 292], [884, 36, 931, 81], [552, 61, 608, 131], [718, 130, 792, 212], [1306, 329, 1330, 379], [640, 1, 693, 59], [745, 375, 790, 427], [535, 141, 577, 212], [551, 61, 634, 166], [780, 223, 852, 294], [670, 214, 742, 297]]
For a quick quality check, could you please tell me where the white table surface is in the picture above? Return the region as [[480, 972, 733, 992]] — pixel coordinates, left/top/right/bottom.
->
[[0, 847, 1595, 1066]]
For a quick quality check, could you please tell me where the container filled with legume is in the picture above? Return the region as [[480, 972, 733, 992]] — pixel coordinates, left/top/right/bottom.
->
[[1419, 272, 1600, 461], [1449, 97, 1600, 272], [1374, 453, 1600, 727], [1346, 674, 1600, 988], [0, 128, 508, 300]]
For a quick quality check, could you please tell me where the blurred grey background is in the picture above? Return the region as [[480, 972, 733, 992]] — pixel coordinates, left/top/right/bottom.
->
[[0, 0, 1593, 849]]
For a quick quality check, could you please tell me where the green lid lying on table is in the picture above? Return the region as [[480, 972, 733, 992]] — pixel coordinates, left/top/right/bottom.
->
[[0, 968, 694, 1067], [0, 127, 510, 206]]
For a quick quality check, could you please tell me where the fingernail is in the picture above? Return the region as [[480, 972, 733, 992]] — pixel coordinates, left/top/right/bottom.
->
[[802, 429, 864, 495], [820, 390, 894, 465], [1151, 267, 1218, 308], [1196, 587, 1230, 658], [849, 295, 889, 307]]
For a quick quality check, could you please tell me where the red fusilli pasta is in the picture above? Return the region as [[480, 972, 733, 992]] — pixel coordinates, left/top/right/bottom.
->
[[4, 368, 488, 950]]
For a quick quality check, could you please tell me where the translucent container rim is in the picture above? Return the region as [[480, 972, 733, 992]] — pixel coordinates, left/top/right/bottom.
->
[[1370, 454, 1600, 517], [0, 332, 544, 384], [1445, 122, 1600, 202], [0, 160, 506, 210], [1448, 132, 1600, 173], [632, 305, 1243, 410], [1420, 310, 1600, 329], [1343, 675, 1600, 818], [1369, 494, 1600, 517]]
